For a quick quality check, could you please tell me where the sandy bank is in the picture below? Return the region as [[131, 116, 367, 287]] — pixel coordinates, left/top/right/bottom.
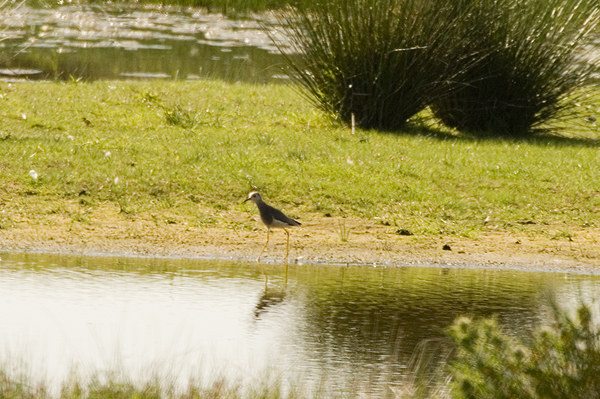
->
[[1, 205, 599, 273]]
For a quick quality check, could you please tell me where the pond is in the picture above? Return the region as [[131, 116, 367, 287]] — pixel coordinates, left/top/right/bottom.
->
[[0, 5, 292, 82], [2, 5, 599, 84], [1, 251, 600, 397]]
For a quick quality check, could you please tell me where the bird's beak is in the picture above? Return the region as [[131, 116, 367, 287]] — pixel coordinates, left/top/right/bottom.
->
[[243, 197, 250, 203]]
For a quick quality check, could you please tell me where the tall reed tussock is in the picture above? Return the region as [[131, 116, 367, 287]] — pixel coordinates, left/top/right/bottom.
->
[[431, 0, 600, 137], [277, 0, 600, 136], [276, 0, 474, 131]]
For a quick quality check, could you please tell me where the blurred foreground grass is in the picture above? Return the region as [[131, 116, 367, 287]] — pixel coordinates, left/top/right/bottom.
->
[[0, 80, 599, 238]]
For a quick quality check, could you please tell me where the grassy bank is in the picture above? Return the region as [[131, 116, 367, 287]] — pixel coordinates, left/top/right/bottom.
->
[[0, 80, 599, 239]]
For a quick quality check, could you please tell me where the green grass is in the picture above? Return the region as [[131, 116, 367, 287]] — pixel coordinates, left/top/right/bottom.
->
[[0, 80, 599, 237]]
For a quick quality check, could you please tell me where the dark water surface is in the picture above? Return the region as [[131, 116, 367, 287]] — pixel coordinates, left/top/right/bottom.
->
[[0, 5, 291, 82], [1, 251, 600, 396]]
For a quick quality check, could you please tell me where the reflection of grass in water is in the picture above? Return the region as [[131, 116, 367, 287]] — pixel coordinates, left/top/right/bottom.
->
[[0, 40, 275, 83], [22, 0, 299, 14], [0, 4, 283, 83]]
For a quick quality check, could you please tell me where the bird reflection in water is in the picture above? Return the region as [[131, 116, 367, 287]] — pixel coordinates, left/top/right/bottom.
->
[[254, 274, 287, 319]]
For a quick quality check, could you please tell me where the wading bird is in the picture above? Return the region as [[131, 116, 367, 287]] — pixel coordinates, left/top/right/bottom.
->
[[244, 191, 301, 262]]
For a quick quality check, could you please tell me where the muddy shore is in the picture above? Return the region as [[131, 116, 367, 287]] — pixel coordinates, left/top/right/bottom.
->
[[1, 205, 598, 273]]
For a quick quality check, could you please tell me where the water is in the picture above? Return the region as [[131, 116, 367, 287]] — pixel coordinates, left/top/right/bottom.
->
[[2, 5, 599, 84], [1, 252, 600, 396], [0, 5, 292, 82]]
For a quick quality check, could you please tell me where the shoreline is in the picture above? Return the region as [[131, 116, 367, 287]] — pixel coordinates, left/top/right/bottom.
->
[[1, 207, 599, 274], [2, 246, 599, 276]]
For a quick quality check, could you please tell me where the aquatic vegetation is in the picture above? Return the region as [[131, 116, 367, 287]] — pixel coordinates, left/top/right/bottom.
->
[[20, 0, 305, 14], [0, 4, 285, 82]]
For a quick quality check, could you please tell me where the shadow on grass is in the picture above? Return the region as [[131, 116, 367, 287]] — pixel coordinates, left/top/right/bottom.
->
[[385, 122, 600, 148]]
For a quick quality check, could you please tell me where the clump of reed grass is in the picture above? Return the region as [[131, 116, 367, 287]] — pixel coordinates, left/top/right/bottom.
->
[[277, 0, 600, 136], [276, 0, 472, 131], [431, 0, 600, 137]]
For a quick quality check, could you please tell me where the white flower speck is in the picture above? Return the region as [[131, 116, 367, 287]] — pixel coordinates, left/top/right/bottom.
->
[[29, 170, 38, 180]]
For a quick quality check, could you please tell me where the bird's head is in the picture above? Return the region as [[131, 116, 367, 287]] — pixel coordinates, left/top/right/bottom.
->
[[244, 191, 262, 204]]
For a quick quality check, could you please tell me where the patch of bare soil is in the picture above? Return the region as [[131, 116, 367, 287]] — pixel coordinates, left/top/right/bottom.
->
[[0, 205, 599, 273]]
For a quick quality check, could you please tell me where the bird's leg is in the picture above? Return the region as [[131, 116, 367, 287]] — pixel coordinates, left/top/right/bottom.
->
[[284, 228, 290, 260], [258, 228, 270, 262]]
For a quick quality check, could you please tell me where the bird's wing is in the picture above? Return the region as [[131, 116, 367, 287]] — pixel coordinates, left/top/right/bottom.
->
[[268, 204, 301, 226]]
